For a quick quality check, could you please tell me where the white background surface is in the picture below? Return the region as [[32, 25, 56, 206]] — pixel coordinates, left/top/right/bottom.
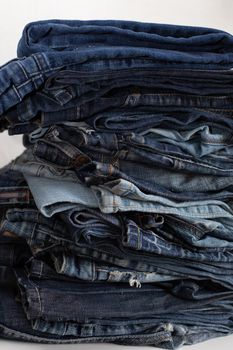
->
[[1, 0, 233, 349]]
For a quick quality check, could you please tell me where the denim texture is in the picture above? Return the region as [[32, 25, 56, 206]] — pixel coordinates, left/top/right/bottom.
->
[[1, 19, 233, 130], [5, 70, 233, 130], [1, 19, 233, 348], [2, 207, 233, 290]]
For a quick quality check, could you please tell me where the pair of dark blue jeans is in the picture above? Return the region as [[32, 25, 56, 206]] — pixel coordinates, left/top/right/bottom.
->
[[2, 19, 233, 129], [0, 266, 180, 346]]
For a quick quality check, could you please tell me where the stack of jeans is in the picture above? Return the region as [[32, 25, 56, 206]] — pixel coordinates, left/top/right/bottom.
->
[[1, 19, 233, 348]]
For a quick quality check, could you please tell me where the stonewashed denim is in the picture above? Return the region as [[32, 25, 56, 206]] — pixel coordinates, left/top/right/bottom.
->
[[2, 19, 233, 349], [22, 169, 233, 213], [23, 168, 233, 238], [3, 208, 233, 289], [12, 146, 233, 203], [91, 177, 233, 211], [16, 144, 232, 217], [13, 267, 233, 346], [34, 122, 233, 171], [10, 147, 79, 182], [67, 207, 233, 249], [1, 266, 228, 348], [52, 205, 233, 261], [24, 175, 98, 217], [0, 266, 183, 347], [30, 135, 233, 199], [15, 267, 233, 323], [23, 140, 233, 227], [27, 256, 184, 285]]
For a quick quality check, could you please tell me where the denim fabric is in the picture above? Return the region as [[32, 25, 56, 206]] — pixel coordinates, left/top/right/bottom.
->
[[21, 168, 233, 244], [15, 93, 233, 137], [17, 20, 233, 74], [24, 147, 232, 205], [10, 148, 78, 182], [22, 139, 233, 215], [12, 145, 233, 203], [0, 232, 31, 267], [1, 19, 233, 131], [12, 266, 233, 347], [31, 121, 233, 155], [91, 178, 233, 213], [36, 122, 233, 171], [3, 207, 233, 289], [47, 205, 233, 260], [30, 134, 233, 202], [0, 160, 34, 208], [141, 125, 233, 156], [2, 19, 233, 348], [0, 186, 33, 206], [85, 106, 233, 134], [28, 255, 184, 285], [18, 20, 233, 56], [0, 266, 178, 346], [24, 174, 97, 217], [15, 268, 233, 322], [6, 69, 233, 129], [0, 53, 53, 117], [0, 161, 27, 187], [5, 82, 233, 135], [2, 265, 226, 348]]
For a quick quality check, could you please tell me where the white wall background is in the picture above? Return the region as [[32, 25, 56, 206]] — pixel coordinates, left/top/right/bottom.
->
[[0, 0, 233, 349]]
